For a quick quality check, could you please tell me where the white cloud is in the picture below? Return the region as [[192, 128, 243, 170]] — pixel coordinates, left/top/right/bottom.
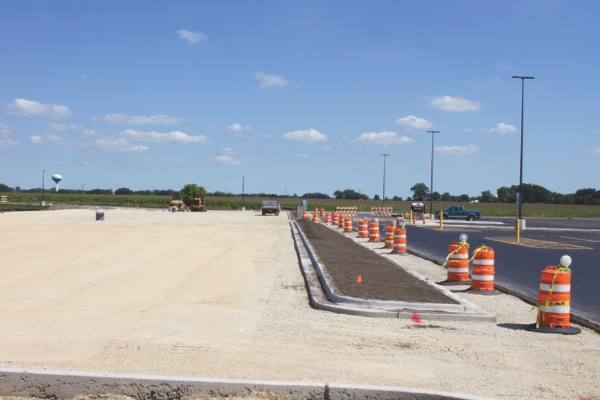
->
[[5, 98, 72, 119], [590, 147, 600, 155], [0, 124, 14, 137], [355, 131, 415, 146], [295, 153, 309, 158], [227, 123, 252, 132], [177, 29, 208, 44], [29, 134, 70, 145], [436, 144, 480, 156], [0, 139, 18, 148], [209, 154, 240, 165], [91, 137, 148, 152], [283, 128, 326, 142], [122, 129, 210, 144], [395, 115, 433, 130], [483, 123, 518, 134], [94, 113, 188, 125], [255, 72, 289, 88], [431, 96, 481, 112]]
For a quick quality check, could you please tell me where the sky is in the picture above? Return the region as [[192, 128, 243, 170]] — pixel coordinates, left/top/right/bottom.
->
[[1, 0, 599, 199]]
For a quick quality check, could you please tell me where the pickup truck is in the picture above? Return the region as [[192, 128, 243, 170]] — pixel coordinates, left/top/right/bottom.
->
[[435, 205, 481, 221], [261, 200, 281, 216]]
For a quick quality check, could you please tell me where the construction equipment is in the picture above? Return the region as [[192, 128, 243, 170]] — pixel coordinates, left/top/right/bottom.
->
[[190, 193, 207, 212], [169, 193, 185, 211]]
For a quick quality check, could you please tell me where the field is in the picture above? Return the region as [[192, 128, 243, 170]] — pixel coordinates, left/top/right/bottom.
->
[[1, 192, 600, 218]]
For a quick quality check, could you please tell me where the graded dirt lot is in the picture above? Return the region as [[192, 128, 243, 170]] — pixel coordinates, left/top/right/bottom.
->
[[1, 208, 599, 400]]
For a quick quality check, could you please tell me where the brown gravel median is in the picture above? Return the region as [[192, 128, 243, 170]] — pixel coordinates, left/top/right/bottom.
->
[[296, 218, 457, 304]]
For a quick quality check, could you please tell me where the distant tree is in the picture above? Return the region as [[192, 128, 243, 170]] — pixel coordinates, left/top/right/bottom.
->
[[373, 194, 380, 201], [392, 196, 403, 201], [410, 183, 429, 201], [0, 183, 13, 192], [179, 183, 207, 205], [496, 186, 514, 203], [333, 189, 363, 200], [459, 194, 470, 202], [574, 188, 600, 205], [432, 191, 441, 201], [480, 190, 496, 203], [115, 187, 133, 195], [441, 192, 452, 201], [302, 192, 331, 199]]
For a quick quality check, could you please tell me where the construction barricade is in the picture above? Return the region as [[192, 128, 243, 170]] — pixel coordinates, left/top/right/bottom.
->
[[332, 212, 339, 226], [344, 216, 353, 233], [526, 255, 581, 334], [370, 206, 393, 217], [468, 246, 499, 294], [357, 218, 369, 238], [384, 225, 394, 249], [368, 219, 380, 242], [392, 226, 407, 254], [336, 206, 358, 218], [440, 234, 470, 285]]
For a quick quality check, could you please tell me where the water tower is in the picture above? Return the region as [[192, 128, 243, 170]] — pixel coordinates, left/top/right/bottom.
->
[[52, 174, 62, 192]]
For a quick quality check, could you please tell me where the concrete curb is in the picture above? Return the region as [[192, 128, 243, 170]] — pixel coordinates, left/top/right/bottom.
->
[[0, 368, 496, 400], [292, 221, 496, 322]]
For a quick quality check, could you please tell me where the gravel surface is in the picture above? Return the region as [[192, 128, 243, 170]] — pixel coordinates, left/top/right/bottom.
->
[[1, 209, 599, 400]]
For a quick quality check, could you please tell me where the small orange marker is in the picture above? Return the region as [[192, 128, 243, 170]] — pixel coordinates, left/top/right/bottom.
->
[[356, 275, 362, 283], [411, 313, 423, 324]]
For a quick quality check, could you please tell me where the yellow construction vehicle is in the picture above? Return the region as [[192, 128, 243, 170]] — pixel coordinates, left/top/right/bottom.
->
[[190, 193, 207, 212], [169, 193, 185, 211]]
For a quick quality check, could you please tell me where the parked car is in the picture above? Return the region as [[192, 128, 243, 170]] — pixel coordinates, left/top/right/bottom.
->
[[435, 205, 481, 221]]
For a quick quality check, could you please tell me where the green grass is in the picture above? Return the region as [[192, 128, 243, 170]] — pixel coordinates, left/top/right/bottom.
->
[[1, 193, 599, 218]]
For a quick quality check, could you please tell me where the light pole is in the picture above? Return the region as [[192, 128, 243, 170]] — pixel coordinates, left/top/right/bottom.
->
[[380, 154, 389, 205], [512, 75, 534, 241], [41, 169, 46, 206], [241, 175, 245, 211], [427, 130, 439, 217]]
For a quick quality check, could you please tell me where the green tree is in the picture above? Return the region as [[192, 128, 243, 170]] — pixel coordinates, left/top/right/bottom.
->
[[180, 184, 207, 205], [496, 186, 512, 203], [410, 183, 429, 201], [480, 190, 496, 203], [115, 187, 133, 195]]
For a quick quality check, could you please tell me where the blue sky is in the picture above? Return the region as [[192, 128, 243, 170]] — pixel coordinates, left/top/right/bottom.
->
[[1, 0, 599, 199]]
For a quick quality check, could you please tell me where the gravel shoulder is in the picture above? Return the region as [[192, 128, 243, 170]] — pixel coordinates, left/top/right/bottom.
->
[[1, 209, 599, 400]]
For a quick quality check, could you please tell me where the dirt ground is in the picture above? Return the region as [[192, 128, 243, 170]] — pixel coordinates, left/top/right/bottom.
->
[[1, 208, 599, 400]]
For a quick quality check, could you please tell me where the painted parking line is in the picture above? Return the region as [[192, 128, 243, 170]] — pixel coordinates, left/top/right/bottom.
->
[[560, 236, 600, 244], [485, 236, 592, 250]]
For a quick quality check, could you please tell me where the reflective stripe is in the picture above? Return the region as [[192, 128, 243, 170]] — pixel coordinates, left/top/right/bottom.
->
[[539, 283, 570, 292], [472, 259, 494, 265], [394, 234, 406, 239], [471, 274, 494, 281], [450, 254, 469, 259], [540, 305, 570, 314], [447, 267, 469, 273]]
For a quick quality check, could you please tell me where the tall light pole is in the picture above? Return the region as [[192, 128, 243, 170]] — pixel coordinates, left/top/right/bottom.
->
[[512, 75, 534, 241], [427, 130, 440, 217], [380, 154, 389, 205], [41, 169, 46, 206], [242, 175, 245, 211]]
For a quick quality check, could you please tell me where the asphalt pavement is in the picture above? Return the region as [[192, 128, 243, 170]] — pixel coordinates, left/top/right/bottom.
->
[[366, 215, 600, 330]]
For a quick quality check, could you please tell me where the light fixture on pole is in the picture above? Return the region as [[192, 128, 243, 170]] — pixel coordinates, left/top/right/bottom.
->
[[512, 75, 534, 241], [427, 130, 440, 217], [380, 154, 389, 205]]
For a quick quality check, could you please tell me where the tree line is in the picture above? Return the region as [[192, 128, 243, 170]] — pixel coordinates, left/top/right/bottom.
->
[[2, 182, 600, 205]]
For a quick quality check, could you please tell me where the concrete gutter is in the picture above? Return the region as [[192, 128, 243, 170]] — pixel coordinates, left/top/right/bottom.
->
[[292, 221, 496, 322], [0, 367, 495, 400]]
